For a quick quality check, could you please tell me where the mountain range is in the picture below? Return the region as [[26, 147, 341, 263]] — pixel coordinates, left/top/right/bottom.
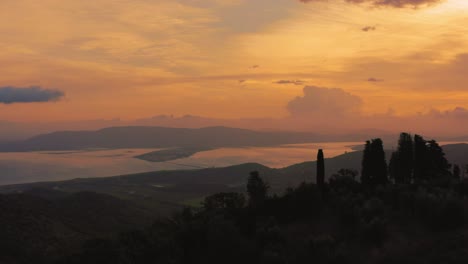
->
[[0, 126, 393, 152]]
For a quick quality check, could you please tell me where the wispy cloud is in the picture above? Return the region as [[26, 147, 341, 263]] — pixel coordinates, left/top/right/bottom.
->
[[274, 80, 306, 85], [299, 0, 443, 8], [0, 86, 64, 104]]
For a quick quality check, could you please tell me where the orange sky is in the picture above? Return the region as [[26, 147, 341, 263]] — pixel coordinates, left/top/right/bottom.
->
[[1, 0, 468, 134]]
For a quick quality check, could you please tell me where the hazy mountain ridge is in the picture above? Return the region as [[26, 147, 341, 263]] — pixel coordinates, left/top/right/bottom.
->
[[0, 126, 392, 152]]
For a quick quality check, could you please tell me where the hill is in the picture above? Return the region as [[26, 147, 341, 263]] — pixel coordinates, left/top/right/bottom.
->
[[1, 143, 466, 213], [0, 125, 397, 152], [0, 126, 323, 152], [0, 189, 155, 262]]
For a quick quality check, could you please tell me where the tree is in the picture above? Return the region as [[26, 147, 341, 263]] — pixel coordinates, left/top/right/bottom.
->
[[204, 192, 245, 212], [247, 171, 269, 207], [426, 140, 451, 183], [329, 169, 358, 191], [389, 133, 413, 184], [413, 135, 451, 184], [413, 134, 427, 183], [361, 138, 388, 186], [453, 165, 461, 181], [389, 151, 400, 184], [361, 140, 372, 185], [316, 149, 325, 188]]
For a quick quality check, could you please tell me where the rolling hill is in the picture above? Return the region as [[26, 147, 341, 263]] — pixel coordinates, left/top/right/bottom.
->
[[1, 144, 466, 215]]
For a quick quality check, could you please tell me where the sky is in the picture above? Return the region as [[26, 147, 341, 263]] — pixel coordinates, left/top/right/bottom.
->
[[1, 0, 468, 137]]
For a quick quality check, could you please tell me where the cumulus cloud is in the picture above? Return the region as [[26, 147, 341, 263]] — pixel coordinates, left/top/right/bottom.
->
[[299, 0, 443, 8], [428, 107, 468, 119], [287, 86, 363, 117], [274, 80, 306, 85], [0, 86, 64, 104]]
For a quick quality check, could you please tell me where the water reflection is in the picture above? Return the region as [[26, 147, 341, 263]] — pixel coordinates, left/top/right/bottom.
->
[[0, 142, 362, 185]]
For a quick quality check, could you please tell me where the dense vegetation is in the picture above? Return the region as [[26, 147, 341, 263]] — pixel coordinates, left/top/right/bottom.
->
[[2, 133, 468, 263]]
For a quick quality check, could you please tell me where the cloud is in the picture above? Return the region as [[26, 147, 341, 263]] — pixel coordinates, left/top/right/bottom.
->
[[287, 86, 363, 117], [299, 0, 443, 8], [367, 77, 384, 82], [429, 107, 468, 119], [0, 86, 64, 104], [274, 80, 306, 85], [361, 26, 376, 32]]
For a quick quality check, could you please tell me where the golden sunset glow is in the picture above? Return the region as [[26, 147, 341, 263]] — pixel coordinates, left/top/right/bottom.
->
[[0, 0, 467, 135]]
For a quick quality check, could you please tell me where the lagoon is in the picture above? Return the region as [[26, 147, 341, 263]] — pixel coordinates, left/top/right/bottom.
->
[[0, 142, 360, 185]]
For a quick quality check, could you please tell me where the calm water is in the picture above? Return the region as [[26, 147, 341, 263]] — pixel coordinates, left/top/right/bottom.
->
[[0, 142, 360, 185], [2, 141, 464, 185]]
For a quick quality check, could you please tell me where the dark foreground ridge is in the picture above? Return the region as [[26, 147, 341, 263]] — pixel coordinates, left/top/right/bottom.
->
[[0, 133, 468, 263]]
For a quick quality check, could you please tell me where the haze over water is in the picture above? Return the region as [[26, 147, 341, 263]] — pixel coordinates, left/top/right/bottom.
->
[[0, 142, 359, 185]]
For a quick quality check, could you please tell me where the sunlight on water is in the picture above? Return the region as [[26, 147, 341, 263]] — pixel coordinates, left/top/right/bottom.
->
[[0, 141, 464, 185], [0, 142, 361, 185]]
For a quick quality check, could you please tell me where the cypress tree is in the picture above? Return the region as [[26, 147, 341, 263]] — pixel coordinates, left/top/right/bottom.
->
[[361, 140, 372, 185], [389, 151, 401, 183], [390, 133, 413, 184], [426, 140, 451, 182], [361, 138, 387, 186], [413, 135, 451, 184], [247, 171, 269, 208], [371, 138, 388, 185], [316, 149, 325, 188], [413, 134, 427, 183]]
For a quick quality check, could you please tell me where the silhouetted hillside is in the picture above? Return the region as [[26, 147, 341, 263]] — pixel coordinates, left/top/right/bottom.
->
[[0, 189, 155, 263], [1, 136, 468, 263]]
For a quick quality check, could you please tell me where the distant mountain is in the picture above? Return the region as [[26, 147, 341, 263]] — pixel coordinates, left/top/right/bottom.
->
[[0, 126, 378, 152]]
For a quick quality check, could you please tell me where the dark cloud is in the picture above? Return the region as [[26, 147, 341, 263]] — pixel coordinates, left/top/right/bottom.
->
[[0, 86, 64, 104], [238, 79, 246, 83], [274, 80, 306, 85], [367, 77, 384, 82], [287, 86, 363, 117], [250, 65, 260, 69], [299, 0, 443, 8], [362, 26, 376, 32]]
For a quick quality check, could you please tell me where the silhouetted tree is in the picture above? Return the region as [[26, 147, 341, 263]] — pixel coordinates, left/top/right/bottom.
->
[[453, 165, 461, 181], [361, 140, 372, 185], [413, 135, 451, 184], [389, 152, 400, 183], [413, 134, 427, 183], [247, 171, 269, 208], [329, 169, 358, 192], [317, 149, 325, 188], [426, 140, 451, 183], [389, 133, 413, 184], [204, 192, 245, 212], [361, 138, 387, 186]]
